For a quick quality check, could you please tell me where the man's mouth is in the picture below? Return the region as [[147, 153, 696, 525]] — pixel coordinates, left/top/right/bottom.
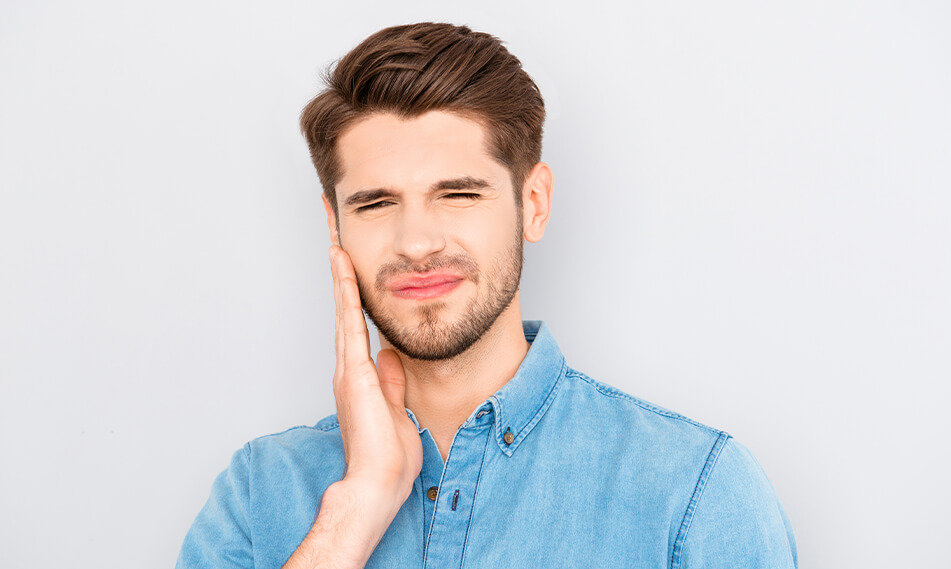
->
[[386, 272, 465, 300]]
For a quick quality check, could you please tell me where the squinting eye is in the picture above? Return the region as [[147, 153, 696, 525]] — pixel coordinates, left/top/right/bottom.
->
[[355, 201, 392, 212], [444, 193, 480, 200]]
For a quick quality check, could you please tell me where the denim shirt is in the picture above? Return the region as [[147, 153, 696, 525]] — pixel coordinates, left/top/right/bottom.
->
[[177, 321, 797, 569]]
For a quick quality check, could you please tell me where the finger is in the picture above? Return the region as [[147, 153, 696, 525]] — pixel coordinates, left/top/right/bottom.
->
[[376, 349, 407, 410], [335, 248, 372, 368], [330, 246, 344, 376]]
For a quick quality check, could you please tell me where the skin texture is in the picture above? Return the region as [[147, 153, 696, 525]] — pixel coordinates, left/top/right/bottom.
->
[[282, 111, 553, 569]]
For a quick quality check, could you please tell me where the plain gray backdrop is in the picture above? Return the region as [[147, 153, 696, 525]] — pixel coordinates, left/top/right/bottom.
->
[[1, 1, 948, 567]]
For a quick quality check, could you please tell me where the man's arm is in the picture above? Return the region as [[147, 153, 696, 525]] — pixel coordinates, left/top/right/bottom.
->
[[281, 246, 423, 569], [673, 437, 798, 569], [177, 247, 421, 569], [176, 447, 254, 568]]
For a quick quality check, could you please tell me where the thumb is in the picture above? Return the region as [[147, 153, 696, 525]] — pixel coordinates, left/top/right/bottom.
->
[[376, 349, 407, 409]]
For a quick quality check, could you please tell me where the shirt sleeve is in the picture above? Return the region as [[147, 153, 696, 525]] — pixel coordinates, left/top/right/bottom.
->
[[674, 437, 798, 569], [176, 445, 254, 569]]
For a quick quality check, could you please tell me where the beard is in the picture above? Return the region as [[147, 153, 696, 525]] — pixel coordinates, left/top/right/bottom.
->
[[356, 223, 523, 361]]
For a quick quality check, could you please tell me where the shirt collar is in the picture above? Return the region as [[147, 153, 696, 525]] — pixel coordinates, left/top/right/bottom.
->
[[467, 320, 567, 456]]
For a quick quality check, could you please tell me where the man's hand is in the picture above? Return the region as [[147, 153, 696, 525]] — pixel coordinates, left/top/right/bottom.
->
[[329, 244, 423, 501], [282, 246, 423, 569]]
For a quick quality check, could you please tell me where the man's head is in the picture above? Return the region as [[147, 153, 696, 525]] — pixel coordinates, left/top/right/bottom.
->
[[300, 23, 551, 361], [300, 22, 545, 217]]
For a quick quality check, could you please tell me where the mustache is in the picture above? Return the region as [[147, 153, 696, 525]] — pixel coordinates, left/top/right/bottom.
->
[[374, 254, 480, 291]]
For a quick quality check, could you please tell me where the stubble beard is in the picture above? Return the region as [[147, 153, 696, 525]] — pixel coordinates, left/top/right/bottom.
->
[[357, 224, 524, 362]]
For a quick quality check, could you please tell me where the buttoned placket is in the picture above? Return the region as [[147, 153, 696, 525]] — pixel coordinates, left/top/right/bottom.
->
[[418, 405, 496, 569]]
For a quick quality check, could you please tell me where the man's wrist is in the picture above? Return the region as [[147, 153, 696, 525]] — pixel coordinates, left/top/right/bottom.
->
[[284, 480, 407, 569]]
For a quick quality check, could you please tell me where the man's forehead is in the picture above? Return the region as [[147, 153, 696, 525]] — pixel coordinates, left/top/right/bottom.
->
[[335, 110, 509, 197]]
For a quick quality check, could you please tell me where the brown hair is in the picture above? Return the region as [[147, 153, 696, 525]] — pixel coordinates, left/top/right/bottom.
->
[[300, 22, 545, 213]]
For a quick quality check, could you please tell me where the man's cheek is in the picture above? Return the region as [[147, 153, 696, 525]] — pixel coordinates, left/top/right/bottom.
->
[[356, 266, 377, 294]]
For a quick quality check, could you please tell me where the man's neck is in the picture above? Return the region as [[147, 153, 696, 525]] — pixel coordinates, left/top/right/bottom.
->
[[381, 296, 530, 461]]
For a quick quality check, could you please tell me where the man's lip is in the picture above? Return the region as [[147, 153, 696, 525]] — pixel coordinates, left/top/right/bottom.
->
[[386, 272, 465, 292], [386, 272, 466, 300]]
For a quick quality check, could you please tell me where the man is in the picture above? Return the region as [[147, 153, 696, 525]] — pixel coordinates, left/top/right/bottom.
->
[[177, 22, 797, 569]]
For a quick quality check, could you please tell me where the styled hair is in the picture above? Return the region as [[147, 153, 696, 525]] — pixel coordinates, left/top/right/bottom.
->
[[300, 22, 545, 213]]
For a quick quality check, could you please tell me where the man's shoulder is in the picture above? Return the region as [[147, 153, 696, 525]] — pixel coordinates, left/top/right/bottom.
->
[[239, 417, 344, 466], [553, 366, 795, 560], [559, 366, 725, 440], [252, 415, 340, 440], [550, 366, 740, 477]]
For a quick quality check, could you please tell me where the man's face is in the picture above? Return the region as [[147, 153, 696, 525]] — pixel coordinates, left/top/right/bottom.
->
[[331, 111, 524, 361]]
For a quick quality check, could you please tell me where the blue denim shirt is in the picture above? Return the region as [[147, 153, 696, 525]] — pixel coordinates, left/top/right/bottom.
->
[[177, 321, 797, 568]]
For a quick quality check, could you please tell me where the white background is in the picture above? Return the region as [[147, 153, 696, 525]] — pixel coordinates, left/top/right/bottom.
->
[[1, 1, 948, 567]]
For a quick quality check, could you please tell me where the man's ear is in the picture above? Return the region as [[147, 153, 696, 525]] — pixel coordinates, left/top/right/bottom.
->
[[322, 194, 340, 246], [521, 162, 553, 243]]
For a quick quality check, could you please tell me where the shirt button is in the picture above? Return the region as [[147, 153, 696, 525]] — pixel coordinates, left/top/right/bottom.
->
[[427, 486, 439, 501], [503, 430, 515, 445]]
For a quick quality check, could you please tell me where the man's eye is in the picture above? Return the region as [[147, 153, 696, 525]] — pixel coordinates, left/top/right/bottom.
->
[[355, 201, 392, 212], [444, 193, 480, 200]]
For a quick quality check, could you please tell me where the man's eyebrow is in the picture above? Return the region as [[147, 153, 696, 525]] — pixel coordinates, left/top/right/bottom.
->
[[343, 178, 492, 208], [343, 188, 399, 207], [431, 177, 491, 191]]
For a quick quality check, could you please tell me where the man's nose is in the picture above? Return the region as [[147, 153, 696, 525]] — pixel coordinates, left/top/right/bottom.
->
[[391, 206, 446, 262]]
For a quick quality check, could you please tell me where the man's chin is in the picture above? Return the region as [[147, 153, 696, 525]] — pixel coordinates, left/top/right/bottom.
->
[[380, 333, 475, 362], [369, 314, 481, 361]]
